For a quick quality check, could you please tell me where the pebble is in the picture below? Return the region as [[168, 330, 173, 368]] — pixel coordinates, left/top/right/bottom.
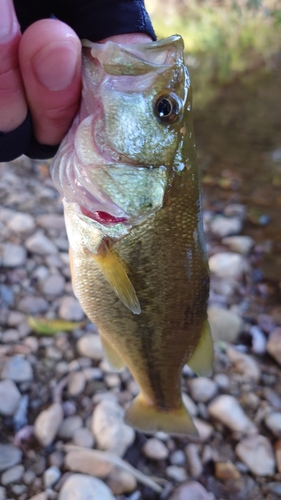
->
[[166, 466, 188, 482], [236, 435, 275, 476], [107, 469, 137, 495], [36, 214, 65, 230], [0, 379, 21, 416], [182, 393, 198, 417], [58, 415, 83, 440], [7, 212, 35, 233], [0, 486, 5, 500], [169, 480, 215, 500], [210, 215, 242, 238], [64, 449, 114, 478], [18, 296, 49, 314], [170, 450, 186, 466], [222, 235, 254, 255], [23, 470, 36, 485], [92, 399, 135, 457], [67, 371, 86, 396], [73, 427, 95, 448], [208, 395, 257, 434], [0, 444, 22, 472], [34, 403, 64, 447], [265, 412, 281, 437], [25, 231, 57, 255], [226, 345, 260, 382], [0, 243, 26, 267], [59, 296, 85, 321], [189, 378, 218, 403], [214, 462, 241, 480], [275, 440, 281, 473], [142, 438, 169, 460], [209, 252, 248, 280], [267, 327, 281, 366], [40, 274, 65, 297], [1, 355, 33, 382], [2, 329, 20, 343], [1, 465, 24, 485], [43, 466, 61, 488], [213, 373, 230, 390], [208, 306, 244, 342], [58, 473, 116, 500], [28, 493, 48, 500], [249, 325, 267, 355], [193, 419, 214, 442], [185, 444, 203, 478], [77, 334, 104, 361]]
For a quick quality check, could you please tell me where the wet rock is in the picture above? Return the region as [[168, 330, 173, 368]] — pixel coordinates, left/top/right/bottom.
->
[[59, 296, 85, 321], [34, 403, 64, 447], [40, 274, 65, 297], [67, 371, 86, 396], [267, 327, 281, 365], [222, 236, 254, 255], [58, 415, 83, 440], [214, 462, 240, 480], [0, 444, 22, 472], [0, 379, 21, 416], [265, 412, 281, 437], [1, 464, 24, 485], [0, 243, 26, 267], [210, 215, 242, 238], [236, 435, 275, 476], [25, 231, 57, 255], [43, 466, 61, 488], [73, 427, 95, 448], [92, 399, 135, 457], [7, 212, 35, 233], [185, 444, 203, 478], [18, 295, 49, 314], [58, 473, 116, 500], [166, 466, 188, 482], [209, 252, 248, 280], [64, 449, 113, 478], [208, 395, 257, 434], [142, 438, 169, 460], [226, 346, 260, 382], [107, 469, 137, 495], [189, 378, 218, 403], [77, 334, 104, 361], [208, 306, 244, 343], [1, 355, 33, 382], [169, 480, 215, 500]]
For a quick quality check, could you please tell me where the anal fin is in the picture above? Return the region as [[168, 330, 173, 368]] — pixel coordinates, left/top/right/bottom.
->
[[100, 333, 126, 371], [187, 320, 213, 377], [93, 246, 141, 315]]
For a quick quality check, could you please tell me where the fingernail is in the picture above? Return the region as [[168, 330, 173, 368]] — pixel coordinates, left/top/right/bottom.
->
[[33, 41, 79, 91], [0, 0, 13, 39]]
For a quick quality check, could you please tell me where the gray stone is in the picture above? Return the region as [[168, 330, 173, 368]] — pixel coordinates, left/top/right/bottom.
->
[[208, 306, 244, 342], [209, 252, 248, 280], [23, 470, 36, 485], [182, 393, 198, 417], [1, 355, 33, 382], [36, 214, 65, 230], [222, 235, 254, 255], [0, 444, 22, 472], [267, 328, 281, 366], [58, 415, 83, 440], [25, 231, 57, 255], [0, 379, 21, 416], [58, 473, 116, 500], [73, 427, 95, 448], [1, 329, 20, 343], [193, 418, 214, 442], [226, 346, 260, 382], [67, 371, 86, 396], [265, 412, 281, 437], [64, 449, 114, 478], [236, 435, 275, 476], [210, 215, 242, 238], [106, 468, 137, 495], [28, 494, 48, 500], [41, 274, 65, 297], [170, 450, 186, 466], [185, 444, 203, 477], [208, 395, 257, 434], [0, 243, 26, 267], [189, 378, 218, 403], [77, 334, 104, 361], [43, 466, 61, 488], [166, 466, 187, 482], [169, 480, 215, 500], [34, 403, 63, 447], [59, 296, 84, 321], [0, 486, 6, 500], [142, 438, 169, 460], [1, 465, 24, 485], [18, 295, 49, 314], [7, 213, 35, 233]]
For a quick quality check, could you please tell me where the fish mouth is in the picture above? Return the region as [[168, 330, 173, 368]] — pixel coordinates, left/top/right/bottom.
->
[[80, 205, 128, 225]]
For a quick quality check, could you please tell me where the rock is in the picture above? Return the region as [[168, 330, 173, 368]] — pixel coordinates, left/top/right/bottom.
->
[[73, 427, 95, 448], [2, 329, 20, 343], [7, 212, 35, 233], [210, 215, 242, 238], [170, 450, 186, 466], [41, 274, 65, 297], [222, 236, 254, 255], [58, 415, 83, 440], [265, 412, 281, 437], [208, 395, 257, 434], [0, 243, 26, 267], [267, 328, 281, 365], [0, 486, 6, 500], [28, 493, 48, 500], [77, 334, 104, 361], [263, 482, 281, 497], [59, 296, 85, 321], [214, 462, 240, 480], [208, 306, 244, 342], [142, 438, 169, 460], [67, 372, 86, 396], [36, 214, 65, 230], [275, 440, 281, 473], [107, 469, 137, 495], [64, 449, 113, 478], [189, 378, 218, 403], [0, 444, 22, 472], [209, 252, 248, 280], [249, 325, 267, 355], [182, 393, 198, 417], [185, 444, 203, 478], [23, 470, 36, 485], [169, 480, 215, 500], [226, 346, 260, 382], [43, 466, 61, 488], [166, 466, 188, 482], [1, 355, 33, 382], [1, 465, 24, 485], [213, 373, 230, 390], [18, 295, 49, 314], [92, 399, 135, 457], [193, 419, 214, 442], [58, 473, 116, 500], [0, 379, 21, 416], [236, 435, 275, 476], [34, 403, 64, 447], [25, 231, 57, 255]]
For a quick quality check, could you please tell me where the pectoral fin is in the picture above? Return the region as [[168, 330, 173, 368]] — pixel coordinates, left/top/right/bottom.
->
[[187, 320, 213, 377], [100, 333, 126, 371], [93, 246, 141, 315]]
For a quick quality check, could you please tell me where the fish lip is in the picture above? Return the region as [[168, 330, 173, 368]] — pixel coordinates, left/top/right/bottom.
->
[[79, 205, 128, 225]]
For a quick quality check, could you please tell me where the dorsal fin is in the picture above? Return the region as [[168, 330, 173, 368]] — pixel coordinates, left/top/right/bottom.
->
[[93, 246, 141, 315]]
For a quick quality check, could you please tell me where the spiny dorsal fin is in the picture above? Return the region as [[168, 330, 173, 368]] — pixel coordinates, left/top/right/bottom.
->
[[93, 246, 141, 315], [187, 320, 213, 377]]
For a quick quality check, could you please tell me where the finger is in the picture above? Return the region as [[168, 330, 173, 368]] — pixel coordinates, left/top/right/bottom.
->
[[0, 0, 27, 132], [19, 19, 81, 146]]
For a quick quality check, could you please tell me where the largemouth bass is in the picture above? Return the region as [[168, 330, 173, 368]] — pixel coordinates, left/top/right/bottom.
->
[[51, 35, 213, 435]]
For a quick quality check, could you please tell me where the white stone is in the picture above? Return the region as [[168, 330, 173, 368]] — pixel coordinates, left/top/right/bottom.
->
[[182, 393, 198, 417], [107, 468, 137, 495], [28, 493, 48, 500], [1, 243, 26, 267], [236, 435, 275, 476], [208, 306, 244, 343], [170, 450, 186, 466], [265, 412, 281, 437], [0, 486, 6, 500], [189, 378, 218, 403], [0, 379, 21, 416], [7, 213, 35, 233], [41, 274, 65, 297], [43, 466, 61, 488], [226, 346, 260, 382], [1, 355, 33, 382], [58, 415, 83, 440], [166, 466, 187, 482], [64, 450, 113, 478], [209, 252, 248, 280], [222, 235, 254, 255], [73, 427, 95, 448], [1, 465, 24, 485], [169, 480, 215, 500], [67, 371, 86, 396], [208, 395, 257, 434], [92, 399, 135, 457], [185, 444, 203, 477], [25, 231, 57, 255], [193, 418, 214, 442], [58, 473, 116, 500], [142, 438, 169, 460], [59, 296, 85, 321], [210, 215, 242, 238], [77, 334, 104, 361], [34, 403, 63, 447]]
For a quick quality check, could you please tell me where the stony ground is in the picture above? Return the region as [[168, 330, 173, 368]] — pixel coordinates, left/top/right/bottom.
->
[[0, 156, 281, 500]]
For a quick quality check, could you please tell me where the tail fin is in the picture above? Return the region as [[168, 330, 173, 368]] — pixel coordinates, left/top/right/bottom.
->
[[125, 393, 197, 436]]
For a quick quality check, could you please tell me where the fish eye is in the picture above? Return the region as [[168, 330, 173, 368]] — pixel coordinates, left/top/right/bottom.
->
[[154, 93, 181, 123]]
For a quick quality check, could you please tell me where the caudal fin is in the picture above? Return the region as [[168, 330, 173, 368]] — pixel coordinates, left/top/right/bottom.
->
[[125, 393, 197, 436]]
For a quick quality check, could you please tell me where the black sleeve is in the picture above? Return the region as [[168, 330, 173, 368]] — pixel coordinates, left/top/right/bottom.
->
[[0, 0, 155, 162]]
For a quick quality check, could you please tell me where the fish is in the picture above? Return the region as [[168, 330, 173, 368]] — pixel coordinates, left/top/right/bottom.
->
[[51, 34, 213, 436]]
